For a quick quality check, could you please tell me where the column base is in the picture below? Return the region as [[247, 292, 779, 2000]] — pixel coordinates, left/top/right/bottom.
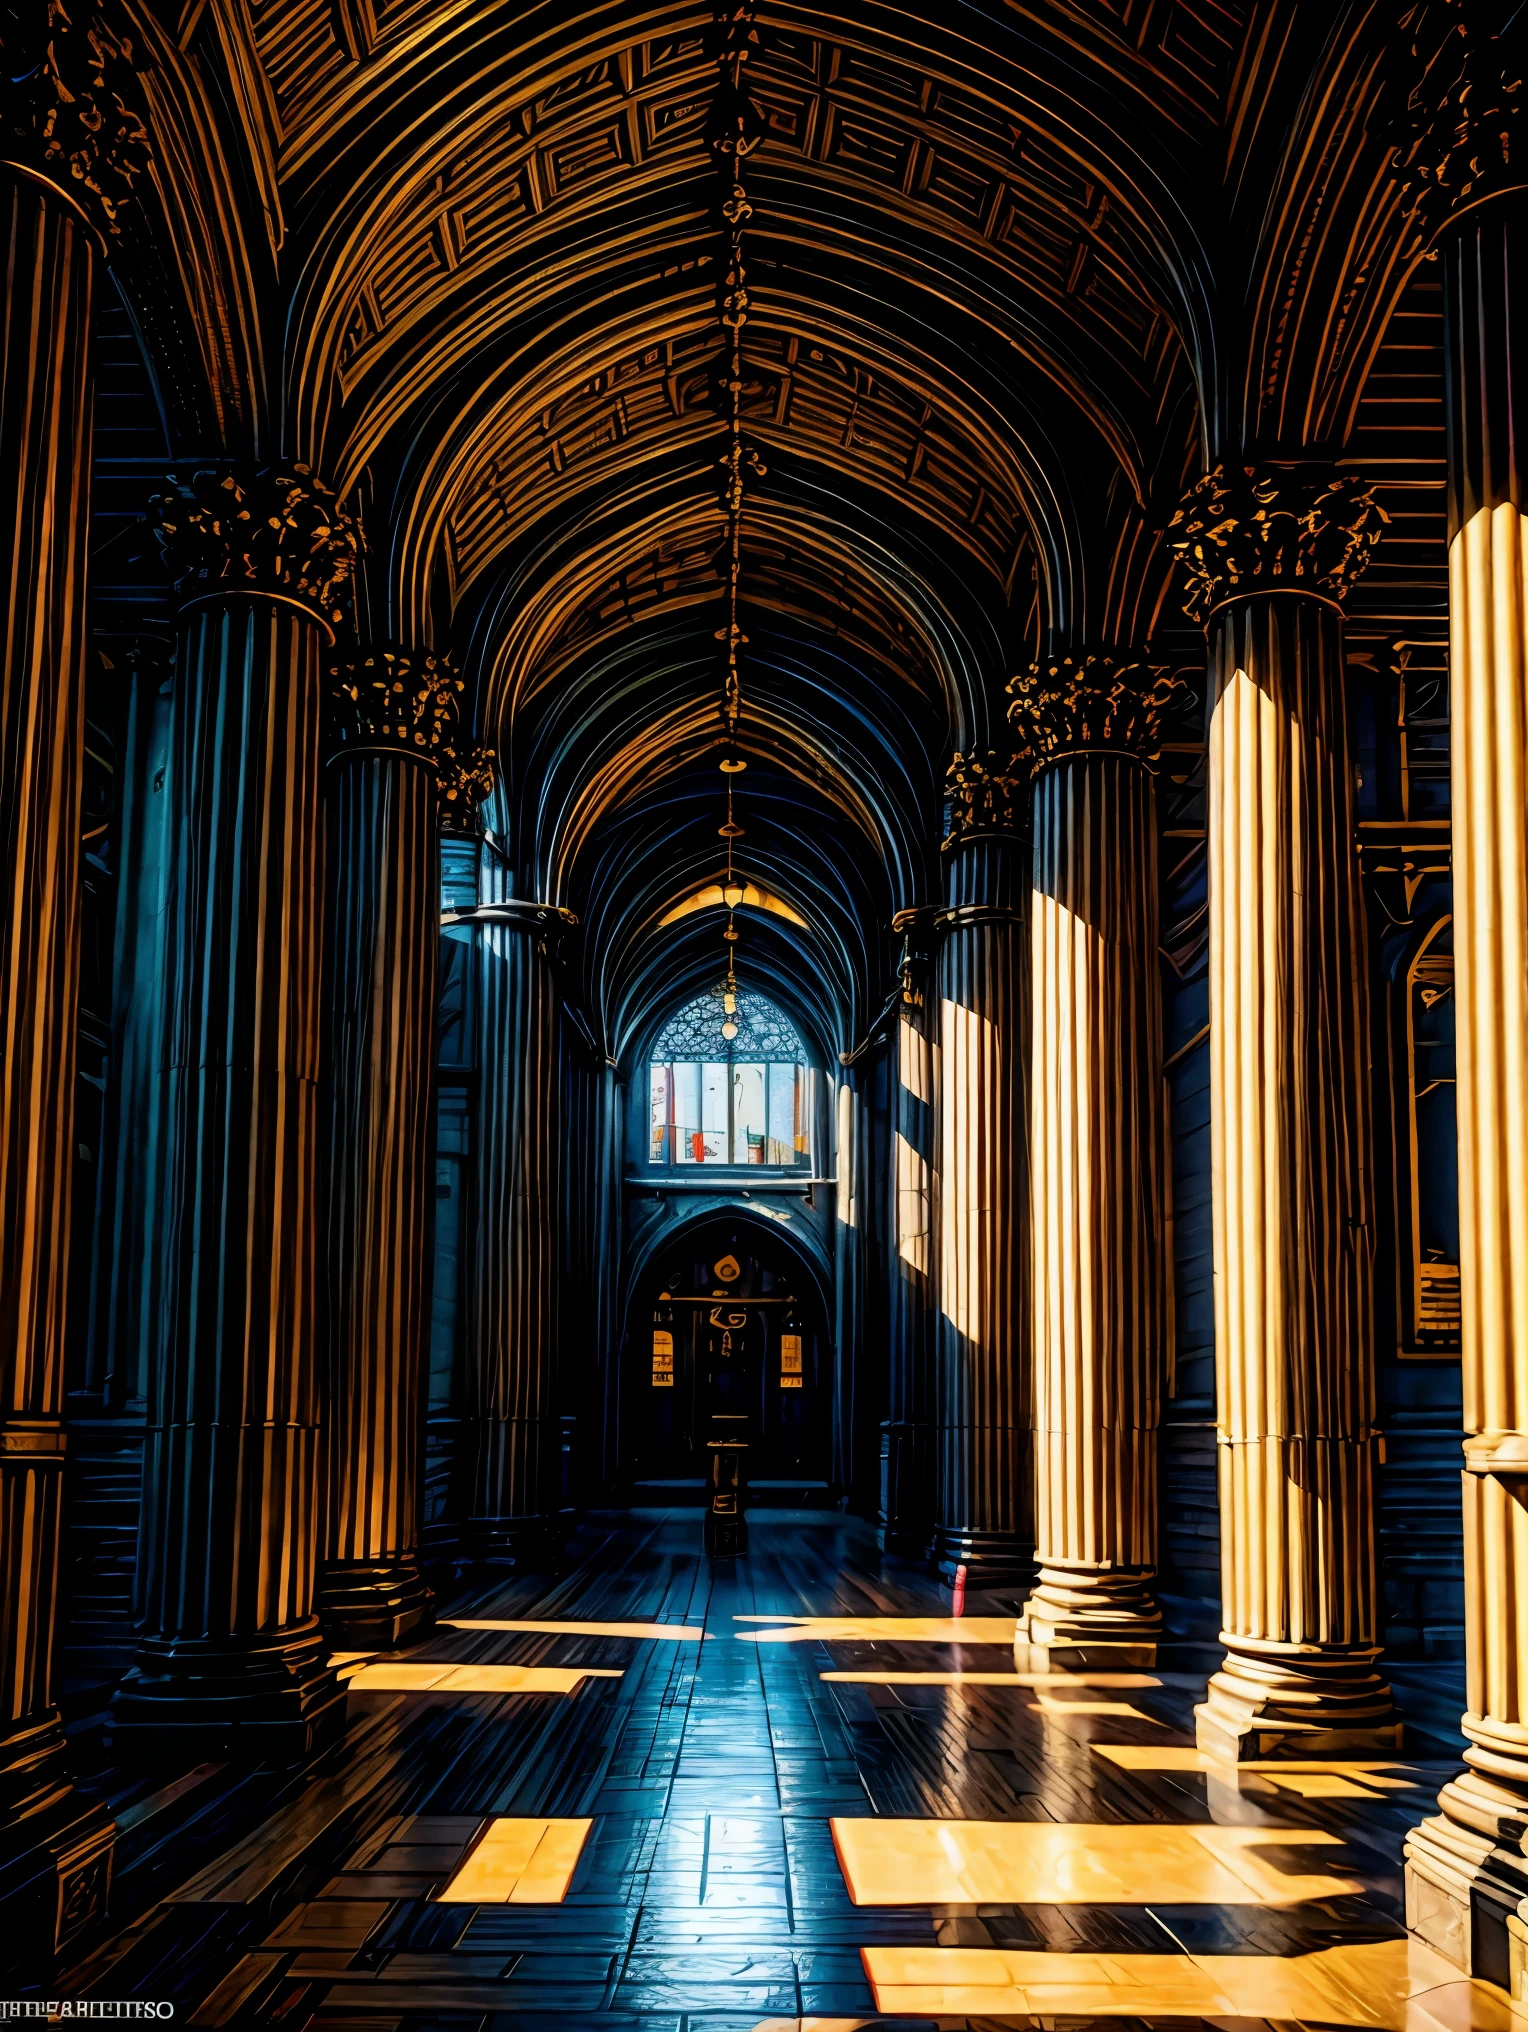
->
[[1404, 1715, 1528, 1994], [316, 1557, 435, 1649], [109, 1616, 345, 1764], [880, 1523, 933, 1560], [463, 1513, 560, 1568], [1511, 1906, 1528, 2002], [0, 1712, 115, 1977], [1016, 1562, 1162, 1669], [933, 1527, 1035, 1589], [1195, 1634, 1401, 1761]]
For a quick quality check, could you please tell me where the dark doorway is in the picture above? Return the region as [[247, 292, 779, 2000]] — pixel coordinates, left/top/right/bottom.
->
[[624, 1219, 830, 1497]]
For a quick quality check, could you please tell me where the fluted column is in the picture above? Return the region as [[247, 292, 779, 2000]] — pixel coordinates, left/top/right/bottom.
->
[[91, 646, 171, 1412], [592, 1060, 624, 1490], [0, 15, 146, 1955], [1387, 15, 1528, 1984], [465, 882, 572, 1561], [1166, 464, 1398, 1759], [1010, 654, 1176, 1667], [933, 752, 1032, 1586], [314, 648, 462, 1645], [111, 467, 360, 1758], [881, 925, 937, 1557], [832, 1057, 881, 1505]]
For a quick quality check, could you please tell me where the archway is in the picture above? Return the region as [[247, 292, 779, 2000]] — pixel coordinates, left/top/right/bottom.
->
[[622, 1213, 832, 1502]]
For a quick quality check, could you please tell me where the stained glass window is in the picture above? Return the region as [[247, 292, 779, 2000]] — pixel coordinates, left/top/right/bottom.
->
[[649, 988, 808, 1167]]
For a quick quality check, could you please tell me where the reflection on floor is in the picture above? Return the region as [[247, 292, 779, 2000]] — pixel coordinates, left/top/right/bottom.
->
[[1094, 1745, 1428, 1798], [735, 1616, 1020, 1644], [819, 1671, 1160, 1687], [52, 1510, 1501, 2029], [863, 1938, 1524, 2026], [438, 1817, 594, 1903], [831, 1816, 1361, 1905], [445, 1619, 709, 1642], [343, 1663, 625, 1694]]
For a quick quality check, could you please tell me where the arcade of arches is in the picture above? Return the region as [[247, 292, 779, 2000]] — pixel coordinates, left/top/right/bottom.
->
[[6, 0, 1528, 2022]]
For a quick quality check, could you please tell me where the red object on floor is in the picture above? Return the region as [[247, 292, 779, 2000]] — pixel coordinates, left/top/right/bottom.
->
[[952, 1562, 967, 1617]]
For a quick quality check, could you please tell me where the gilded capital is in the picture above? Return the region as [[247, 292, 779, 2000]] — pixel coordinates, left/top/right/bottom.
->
[[1165, 464, 1387, 624], [148, 464, 363, 624], [1007, 650, 1180, 767], [941, 748, 1029, 849], [0, 1, 150, 238], [439, 743, 497, 835], [1381, 0, 1524, 241], [329, 645, 462, 762]]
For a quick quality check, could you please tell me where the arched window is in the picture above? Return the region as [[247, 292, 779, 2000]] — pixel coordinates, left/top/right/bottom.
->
[[649, 988, 809, 1167]]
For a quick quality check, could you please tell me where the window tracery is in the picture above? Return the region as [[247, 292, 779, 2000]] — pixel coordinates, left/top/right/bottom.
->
[[649, 988, 808, 1167]]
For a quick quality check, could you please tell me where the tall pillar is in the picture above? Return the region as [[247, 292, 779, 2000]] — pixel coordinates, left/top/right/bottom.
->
[[832, 1059, 880, 1507], [1388, 14, 1528, 1986], [111, 466, 360, 1758], [90, 645, 172, 1413], [932, 751, 1032, 1587], [315, 647, 459, 1646], [0, 15, 145, 1956], [881, 920, 937, 1557], [465, 880, 574, 1561], [1010, 654, 1175, 1667], [1166, 463, 1398, 1759], [593, 1060, 624, 1491]]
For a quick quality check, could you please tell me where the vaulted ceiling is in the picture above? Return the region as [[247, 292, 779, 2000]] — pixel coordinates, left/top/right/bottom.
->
[[117, 0, 1429, 1053]]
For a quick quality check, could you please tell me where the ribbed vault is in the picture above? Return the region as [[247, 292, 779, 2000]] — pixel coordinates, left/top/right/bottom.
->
[[110, 0, 1427, 1057]]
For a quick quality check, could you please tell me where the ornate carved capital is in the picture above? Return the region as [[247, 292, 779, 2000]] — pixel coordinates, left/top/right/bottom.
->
[[1007, 650, 1181, 767], [148, 465, 362, 624], [1382, 1, 1525, 242], [328, 645, 461, 763], [0, 1, 150, 240], [438, 743, 496, 835], [941, 748, 1029, 849], [1165, 464, 1387, 623]]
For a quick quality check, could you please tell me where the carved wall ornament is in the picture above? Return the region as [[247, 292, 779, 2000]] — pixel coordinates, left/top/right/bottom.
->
[[1165, 465, 1388, 624], [941, 749, 1030, 847], [329, 645, 462, 760], [1382, 0, 1525, 243], [438, 743, 497, 834], [0, 0, 149, 239], [148, 465, 363, 623], [1007, 651, 1182, 767]]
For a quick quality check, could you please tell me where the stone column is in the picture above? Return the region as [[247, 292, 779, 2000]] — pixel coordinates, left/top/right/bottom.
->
[[1010, 654, 1176, 1668], [881, 921, 937, 1557], [0, 14, 145, 1956], [91, 645, 172, 1413], [1166, 463, 1398, 1759], [592, 1060, 624, 1490], [464, 882, 574, 1561], [111, 467, 360, 1759], [314, 647, 461, 1646], [832, 1058, 880, 1507], [932, 752, 1033, 1587], [1387, 14, 1528, 1987]]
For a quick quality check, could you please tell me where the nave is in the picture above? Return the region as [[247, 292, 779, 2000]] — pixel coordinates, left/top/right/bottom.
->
[[9, 0, 1528, 2013], [53, 1511, 1497, 2031]]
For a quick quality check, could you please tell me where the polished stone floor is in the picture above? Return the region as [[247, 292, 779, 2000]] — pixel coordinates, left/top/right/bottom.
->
[[55, 1510, 1510, 2029]]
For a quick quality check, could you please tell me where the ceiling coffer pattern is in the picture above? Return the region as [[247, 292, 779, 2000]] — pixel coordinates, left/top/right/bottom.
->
[[446, 327, 1030, 592], [283, 12, 1215, 515], [110, 0, 1448, 1050], [326, 46, 717, 398]]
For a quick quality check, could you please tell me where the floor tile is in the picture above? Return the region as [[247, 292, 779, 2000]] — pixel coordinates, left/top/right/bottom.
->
[[56, 1511, 1504, 2030]]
